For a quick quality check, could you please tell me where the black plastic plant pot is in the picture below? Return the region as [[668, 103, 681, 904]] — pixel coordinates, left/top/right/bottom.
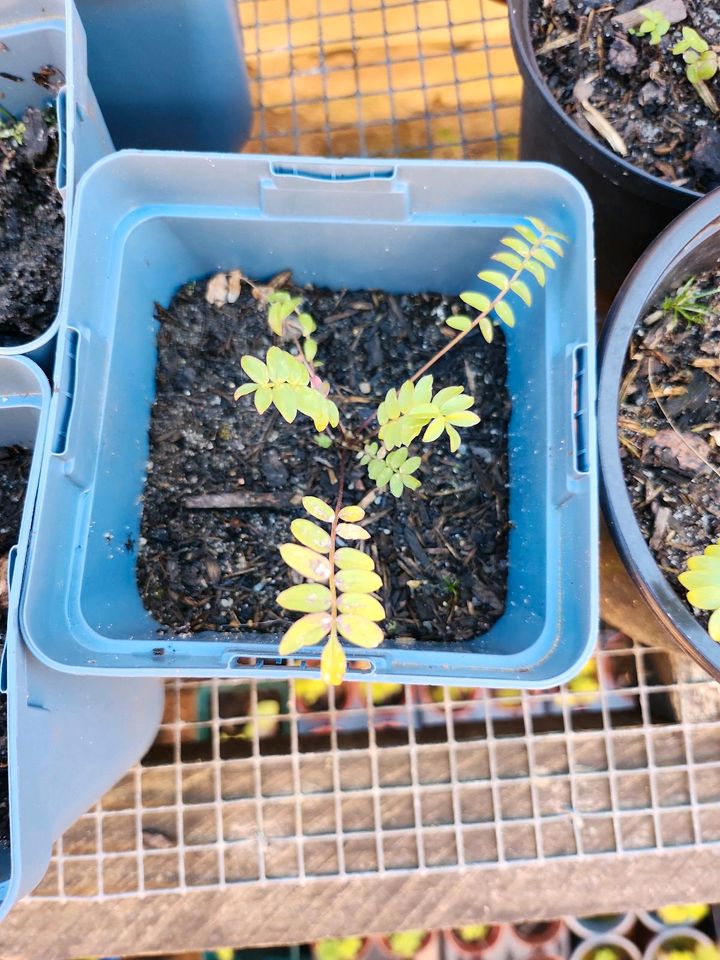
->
[[598, 189, 720, 680], [507, 0, 700, 306]]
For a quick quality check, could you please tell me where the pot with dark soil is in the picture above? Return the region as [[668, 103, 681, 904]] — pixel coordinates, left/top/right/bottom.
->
[[21, 154, 597, 687], [599, 188, 720, 679], [0, 103, 63, 350], [508, 0, 718, 303]]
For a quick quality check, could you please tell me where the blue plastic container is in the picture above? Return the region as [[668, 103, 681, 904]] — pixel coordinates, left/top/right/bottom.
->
[[0, 355, 164, 919], [0, 0, 113, 367], [21, 153, 598, 687], [73, 0, 252, 151]]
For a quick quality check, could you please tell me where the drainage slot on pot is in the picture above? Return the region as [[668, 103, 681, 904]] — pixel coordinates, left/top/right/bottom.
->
[[573, 344, 590, 475], [52, 328, 79, 456]]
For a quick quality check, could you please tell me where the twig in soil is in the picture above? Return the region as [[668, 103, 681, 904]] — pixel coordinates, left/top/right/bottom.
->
[[612, 0, 686, 30], [574, 78, 628, 156], [183, 492, 293, 510], [648, 358, 720, 481], [537, 32, 579, 56]]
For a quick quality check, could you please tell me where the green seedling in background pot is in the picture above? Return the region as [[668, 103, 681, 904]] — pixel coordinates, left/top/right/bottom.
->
[[630, 7, 671, 45], [673, 27, 719, 113], [231, 217, 569, 684], [661, 275, 720, 326]]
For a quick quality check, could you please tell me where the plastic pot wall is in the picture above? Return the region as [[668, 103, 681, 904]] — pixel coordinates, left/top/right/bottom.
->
[[21, 153, 598, 687], [73, 0, 252, 151], [598, 190, 720, 680], [0, 356, 164, 919], [508, 0, 699, 306]]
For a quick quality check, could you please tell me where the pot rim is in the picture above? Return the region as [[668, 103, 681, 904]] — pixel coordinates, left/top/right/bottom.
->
[[598, 189, 720, 679]]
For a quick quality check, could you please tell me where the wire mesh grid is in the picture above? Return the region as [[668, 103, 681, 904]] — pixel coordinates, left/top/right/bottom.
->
[[25, 0, 720, 903], [29, 633, 720, 900]]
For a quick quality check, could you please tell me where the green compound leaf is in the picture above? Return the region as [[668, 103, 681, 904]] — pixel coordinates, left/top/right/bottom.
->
[[459, 290, 492, 313], [277, 584, 332, 613], [291, 518, 332, 553], [446, 315, 473, 332], [510, 279, 532, 307], [478, 269, 509, 291], [492, 251, 523, 271], [494, 299, 515, 328]]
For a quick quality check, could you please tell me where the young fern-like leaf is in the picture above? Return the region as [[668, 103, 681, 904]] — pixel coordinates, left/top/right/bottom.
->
[[678, 542, 720, 642], [457, 217, 569, 343], [234, 346, 339, 431], [359, 442, 422, 497], [277, 497, 386, 685], [375, 376, 479, 454]]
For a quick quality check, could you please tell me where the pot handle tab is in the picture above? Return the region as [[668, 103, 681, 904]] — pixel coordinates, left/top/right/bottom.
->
[[261, 162, 409, 220], [571, 343, 590, 475], [55, 88, 68, 207]]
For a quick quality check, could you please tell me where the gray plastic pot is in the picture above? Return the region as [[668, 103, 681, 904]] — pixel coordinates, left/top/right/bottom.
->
[[0, 355, 164, 919], [598, 189, 720, 680]]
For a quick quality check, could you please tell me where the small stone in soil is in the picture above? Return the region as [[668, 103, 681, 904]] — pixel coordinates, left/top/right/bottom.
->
[[608, 36, 638, 76], [691, 128, 720, 192]]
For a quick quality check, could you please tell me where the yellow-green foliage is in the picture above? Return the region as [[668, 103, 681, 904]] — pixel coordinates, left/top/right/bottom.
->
[[359, 443, 422, 497], [264, 289, 319, 361], [673, 28, 718, 85], [631, 8, 671, 44], [376, 376, 479, 453], [387, 932, 427, 959], [235, 346, 339, 430], [366, 682, 403, 705], [657, 904, 709, 926], [315, 939, 365, 960], [679, 543, 720, 642], [457, 926, 489, 944], [277, 497, 386, 685], [455, 217, 568, 343], [294, 677, 329, 707]]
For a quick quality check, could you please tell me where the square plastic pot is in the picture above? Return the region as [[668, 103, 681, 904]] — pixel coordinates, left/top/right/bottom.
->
[[73, 0, 252, 152], [20, 153, 598, 687], [0, 0, 113, 367], [0, 355, 164, 920]]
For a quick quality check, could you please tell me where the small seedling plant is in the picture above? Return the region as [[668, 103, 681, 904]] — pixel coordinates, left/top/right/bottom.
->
[[232, 218, 569, 684], [630, 13, 719, 114]]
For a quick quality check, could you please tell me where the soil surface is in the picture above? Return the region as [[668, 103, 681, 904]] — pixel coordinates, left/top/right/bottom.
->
[[619, 272, 720, 625], [138, 276, 511, 644], [0, 445, 32, 852], [0, 105, 63, 346], [532, 0, 720, 192]]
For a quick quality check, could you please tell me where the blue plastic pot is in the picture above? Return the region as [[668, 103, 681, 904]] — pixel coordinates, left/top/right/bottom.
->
[[21, 153, 598, 687], [73, 0, 252, 151], [0, 355, 163, 920], [0, 0, 113, 367]]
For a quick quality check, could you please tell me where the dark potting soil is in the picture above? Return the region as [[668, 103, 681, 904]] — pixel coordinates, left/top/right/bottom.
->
[[532, 0, 720, 192], [138, 276, 511, 644], [0, 105, 63, 347], [619, 272, 720, 626], [0, 444, 32, 852]]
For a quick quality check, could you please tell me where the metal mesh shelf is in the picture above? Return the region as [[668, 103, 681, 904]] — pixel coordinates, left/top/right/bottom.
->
[[3, 2, 720, 957]]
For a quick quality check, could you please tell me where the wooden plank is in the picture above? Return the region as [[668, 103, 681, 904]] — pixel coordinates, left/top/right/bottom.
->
[[5, 849, 720, 960]]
